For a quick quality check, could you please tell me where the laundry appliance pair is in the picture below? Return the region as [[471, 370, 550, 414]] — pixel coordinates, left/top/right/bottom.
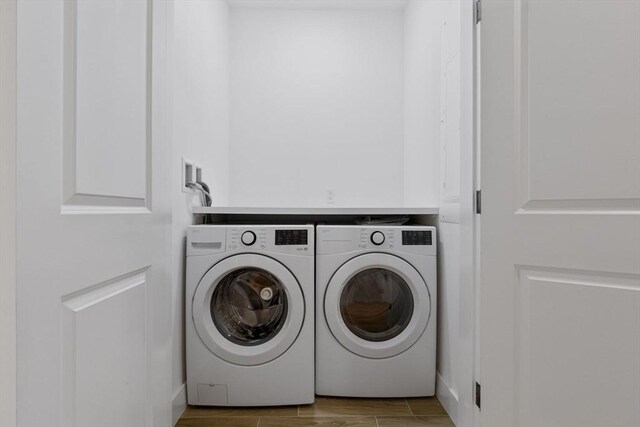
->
[[185, 224, 436, 406]]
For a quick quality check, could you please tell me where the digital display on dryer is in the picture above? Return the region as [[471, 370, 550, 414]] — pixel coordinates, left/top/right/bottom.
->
[[402, 230, 432, 245], [275, 230, 308, 245]]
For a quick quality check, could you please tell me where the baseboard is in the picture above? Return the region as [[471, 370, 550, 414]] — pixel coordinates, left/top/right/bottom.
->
[[172, 383, 187, 426], [436, 372, 459, 426]]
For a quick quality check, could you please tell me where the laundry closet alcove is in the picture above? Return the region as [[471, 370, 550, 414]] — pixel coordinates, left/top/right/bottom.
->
[[172, 0, 468, 426]]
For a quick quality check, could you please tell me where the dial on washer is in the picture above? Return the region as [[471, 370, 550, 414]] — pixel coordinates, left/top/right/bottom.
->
[[241, 231, 257, 246], [370, 231, 385, 246]]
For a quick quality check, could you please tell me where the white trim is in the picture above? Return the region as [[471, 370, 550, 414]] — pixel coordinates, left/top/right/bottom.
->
[[436, 371, 459, 426], [228, 0, 409, 11], [193, 206, 439, 215], [0, 0, 17, 425], [472, 0, 481, 424], [171, 384, 187, 427]]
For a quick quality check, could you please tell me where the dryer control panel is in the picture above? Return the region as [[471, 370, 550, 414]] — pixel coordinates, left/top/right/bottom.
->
[[317, 225, 436, 256], [359, 228, 395, 249], [402, 230, 432, 246]]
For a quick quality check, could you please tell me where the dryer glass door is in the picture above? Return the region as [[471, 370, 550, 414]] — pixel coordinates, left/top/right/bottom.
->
[[340, 268, 413, 342], [324, 253, 430, 359]]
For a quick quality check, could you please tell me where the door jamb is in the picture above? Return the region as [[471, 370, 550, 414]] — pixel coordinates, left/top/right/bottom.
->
[[457, 0, 481, 425], [472, 1, 481, 424], [0, 0, 18, 425], [457, 0, 483, 424]]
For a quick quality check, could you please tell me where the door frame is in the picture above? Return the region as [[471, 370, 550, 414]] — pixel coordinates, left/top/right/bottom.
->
[[0, 0, 17, 425]]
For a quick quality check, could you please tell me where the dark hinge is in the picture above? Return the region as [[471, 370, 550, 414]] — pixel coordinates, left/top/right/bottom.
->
[[475, 0, 482, 23], [475, 190, 481, 214], [475, 381, 481, 409]]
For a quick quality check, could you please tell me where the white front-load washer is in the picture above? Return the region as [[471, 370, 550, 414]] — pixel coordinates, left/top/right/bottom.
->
[[316, 225, 437, 397], [186, 224, 314, 406]]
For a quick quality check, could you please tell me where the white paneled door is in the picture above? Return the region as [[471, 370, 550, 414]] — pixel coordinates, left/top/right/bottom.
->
[[480, 1, 640, 426], [16, 1, 172, 426]]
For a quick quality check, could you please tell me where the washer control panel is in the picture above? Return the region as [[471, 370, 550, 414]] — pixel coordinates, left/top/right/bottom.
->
[[370, 231, 385, 245], [227, 225, 314, 255], [275, 229, 308, 246], [241, 231, 257, 246], [230, 228, 267, 250], [188, 225, 314, 257]]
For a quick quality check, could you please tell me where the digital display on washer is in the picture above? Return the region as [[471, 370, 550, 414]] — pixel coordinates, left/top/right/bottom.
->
[[275, 229, 308, 245], [402, 230, 432, 246]]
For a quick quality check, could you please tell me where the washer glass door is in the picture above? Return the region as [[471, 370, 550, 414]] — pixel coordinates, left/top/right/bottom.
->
[[211, 268, 288, 346], [324, 253, 430, 359], [193, 254, 305, 366]]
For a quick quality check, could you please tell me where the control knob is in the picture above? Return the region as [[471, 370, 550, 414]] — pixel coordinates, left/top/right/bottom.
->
[[241, 231, 257, 246], [370, 231, 385, 246]]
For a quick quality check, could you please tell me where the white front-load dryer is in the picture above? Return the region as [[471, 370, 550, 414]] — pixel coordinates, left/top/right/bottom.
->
[[316, 225, 437, 397], [186, 224, 314, 406]]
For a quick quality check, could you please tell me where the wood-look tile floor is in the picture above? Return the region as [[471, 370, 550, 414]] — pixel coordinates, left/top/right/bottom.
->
[[177, 396, 454, 427]]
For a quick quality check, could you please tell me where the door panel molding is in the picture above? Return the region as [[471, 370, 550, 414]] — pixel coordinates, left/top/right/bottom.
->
[[514, 0, 640, 214], [517, 198, 640, 215], [515, 266, 640, 426], [62, 0, 153, 213], [62, 268, 150, 427]]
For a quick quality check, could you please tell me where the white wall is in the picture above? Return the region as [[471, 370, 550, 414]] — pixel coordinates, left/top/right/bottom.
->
[[228, 6, 405, 207], [171, 0, 230, 423], [403, 0, 442, 207]]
